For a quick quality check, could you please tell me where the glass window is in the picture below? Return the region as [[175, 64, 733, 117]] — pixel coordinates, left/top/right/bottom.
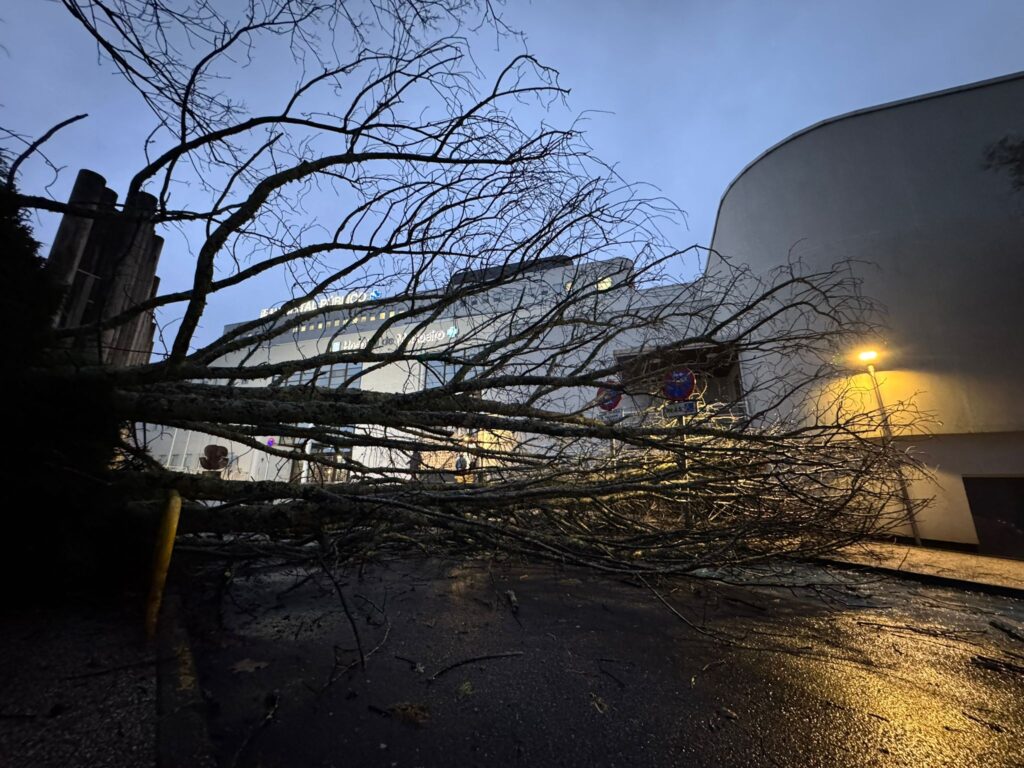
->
[[329, 362, 363, 389], [424, 360, 461, 388], [597, 277, 613, 291]]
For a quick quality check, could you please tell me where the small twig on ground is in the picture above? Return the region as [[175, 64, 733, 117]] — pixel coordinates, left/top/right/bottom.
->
[[597, 661, 626, 689], [856, 621, 984, 640], [395, 654, 420, 670], [971, 654, 1024, 676], [989, 619, 1024, 643], [638, 575, 720, 639], [227, 691, 280, 768], [427, 651, 524, 682], [722, 595, 768, 612], [325, 624, 392, 690], [962, 709, 1006, 733], [318, 555, 365, 671]]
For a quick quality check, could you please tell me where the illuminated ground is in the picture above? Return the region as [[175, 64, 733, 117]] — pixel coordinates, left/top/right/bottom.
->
[[181, 556, 1024, 767]]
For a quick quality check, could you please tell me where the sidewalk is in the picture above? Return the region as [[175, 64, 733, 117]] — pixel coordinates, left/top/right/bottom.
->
[[823, 540, 1024, 597], [0, 602, 157, 768]]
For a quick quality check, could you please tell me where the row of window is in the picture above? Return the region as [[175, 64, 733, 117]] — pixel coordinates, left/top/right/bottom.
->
[[297, 311, 398, 333], [283, 362, 364, 388], [290, 276, 615, 335], [564, 276, 614, 293]]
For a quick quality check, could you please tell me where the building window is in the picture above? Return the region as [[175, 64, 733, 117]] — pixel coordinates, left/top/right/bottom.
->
[[284, 362, 363, 389], [424, 359, 460, 388], [597, 277, 613, 291], [328, 362, 363, 388]]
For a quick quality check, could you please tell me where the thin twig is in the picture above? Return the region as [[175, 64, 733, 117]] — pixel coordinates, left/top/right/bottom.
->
[[6, 114, 88, 190], [319, 556, 365, 670], [427, 651, 523, 682]]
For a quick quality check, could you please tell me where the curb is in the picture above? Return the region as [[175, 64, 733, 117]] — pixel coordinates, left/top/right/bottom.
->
[[156, 594, 218, 768], [809, 557, 1024, 600]]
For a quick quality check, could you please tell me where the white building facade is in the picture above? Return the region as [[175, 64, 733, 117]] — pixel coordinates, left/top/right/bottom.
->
[[710, 72, 1024, 557]]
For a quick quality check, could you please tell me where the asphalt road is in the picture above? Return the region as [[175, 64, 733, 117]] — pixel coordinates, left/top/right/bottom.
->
[[180, 556, 1024, 767]]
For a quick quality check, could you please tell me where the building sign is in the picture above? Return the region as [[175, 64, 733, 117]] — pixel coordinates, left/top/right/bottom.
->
[[663, 369, 696, 402], [259, 289, 383, 319], [330, 325, 460, 354]]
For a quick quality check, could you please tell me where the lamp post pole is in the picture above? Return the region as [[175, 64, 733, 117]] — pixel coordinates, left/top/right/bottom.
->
[[866, 363, 922, 546]]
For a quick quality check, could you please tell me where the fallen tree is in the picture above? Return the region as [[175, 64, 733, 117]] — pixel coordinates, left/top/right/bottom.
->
[[5, 0, 925, 578]]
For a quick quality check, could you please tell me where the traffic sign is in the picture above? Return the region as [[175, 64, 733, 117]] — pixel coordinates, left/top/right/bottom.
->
[[663, 369, 696, 401], [595, 385, 623, 411], [663, 400, 698, 418]]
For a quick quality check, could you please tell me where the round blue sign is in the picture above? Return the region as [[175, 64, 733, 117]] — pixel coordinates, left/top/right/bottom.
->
[[662, 369, 696, 402], [596, 385, 623, 411]]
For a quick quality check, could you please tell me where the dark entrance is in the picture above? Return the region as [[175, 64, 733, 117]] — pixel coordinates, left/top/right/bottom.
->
[[962, 477, 1024, 559]]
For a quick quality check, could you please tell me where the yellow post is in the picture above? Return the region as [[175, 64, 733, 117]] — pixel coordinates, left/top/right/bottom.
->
[[145, 489, 182, 639]]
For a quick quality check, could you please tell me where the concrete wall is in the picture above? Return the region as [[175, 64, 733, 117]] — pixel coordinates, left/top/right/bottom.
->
[[710, 72, 1024, 548], [902, 431, 1024, 545]]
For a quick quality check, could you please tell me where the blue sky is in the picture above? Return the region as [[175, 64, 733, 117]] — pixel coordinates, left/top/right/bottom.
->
[[4, 1, 1024, 347]]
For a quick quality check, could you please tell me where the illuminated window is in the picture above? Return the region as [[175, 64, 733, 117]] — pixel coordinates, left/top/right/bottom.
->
[[352, 316, 359, 323], [597, 277, 613, 291], [564, 280, 573, 292], [317, 322, 324, 330], [380, 312, 386, 320], [389, 311, 396, 318], [299, 325, 307, 332]]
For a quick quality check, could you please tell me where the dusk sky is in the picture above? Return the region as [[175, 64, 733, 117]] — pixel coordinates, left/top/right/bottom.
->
[[4, 0, 1024, 347]]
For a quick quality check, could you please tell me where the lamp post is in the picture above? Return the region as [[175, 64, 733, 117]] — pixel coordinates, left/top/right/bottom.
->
[[858, 350, 922, 546]]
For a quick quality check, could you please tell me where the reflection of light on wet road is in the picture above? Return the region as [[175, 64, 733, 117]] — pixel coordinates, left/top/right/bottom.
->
[[194, 558, 1024, 767], [769, 610, 1020, 766]]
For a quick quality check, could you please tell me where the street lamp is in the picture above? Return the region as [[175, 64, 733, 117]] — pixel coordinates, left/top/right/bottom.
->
[[857, 349, 922, 546]]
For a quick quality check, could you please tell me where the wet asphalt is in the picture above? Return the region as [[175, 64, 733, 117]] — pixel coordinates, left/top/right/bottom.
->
[[179, 556, 1024, 767]]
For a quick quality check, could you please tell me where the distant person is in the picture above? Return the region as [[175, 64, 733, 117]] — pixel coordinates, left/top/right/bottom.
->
[[455, 452, 468, 483], [409, 450, 423, 480]]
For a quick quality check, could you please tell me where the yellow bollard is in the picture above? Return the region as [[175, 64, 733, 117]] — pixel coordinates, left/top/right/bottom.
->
[[145, 489, 182, 640]]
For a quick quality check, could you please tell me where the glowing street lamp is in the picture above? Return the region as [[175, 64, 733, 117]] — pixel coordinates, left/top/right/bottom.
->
[[856, 349, 922, 546]]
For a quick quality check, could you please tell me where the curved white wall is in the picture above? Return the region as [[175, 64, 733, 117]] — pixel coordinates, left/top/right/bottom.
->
[[710, 72, 1024, 547]]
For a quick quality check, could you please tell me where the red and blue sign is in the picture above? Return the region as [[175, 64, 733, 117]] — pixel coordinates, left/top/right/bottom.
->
[[595, 384, 623, 411], [662, 369, 696, 402]]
